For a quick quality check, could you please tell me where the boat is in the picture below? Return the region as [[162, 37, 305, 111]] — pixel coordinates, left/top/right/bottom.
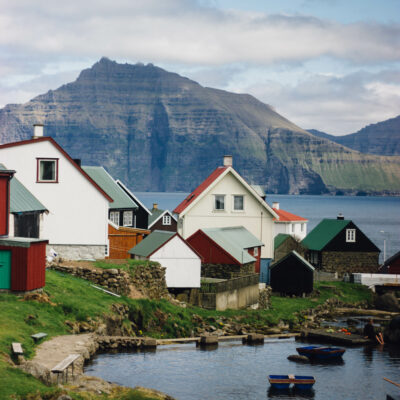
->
[[268, 374, 316, 390], [296, 345, 345, 360]]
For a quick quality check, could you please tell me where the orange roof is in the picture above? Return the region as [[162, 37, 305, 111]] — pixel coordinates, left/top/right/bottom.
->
[[174, 166, 228, 214], [273, 208, 308, 222]]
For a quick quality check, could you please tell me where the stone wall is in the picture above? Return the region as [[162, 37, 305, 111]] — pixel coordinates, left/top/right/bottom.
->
[[321, 251, 380, 277], [49, 262, 169, 299], [258, 285, 272, 309], [201, 262, 255, 279], [275, 238, 306, 262], [47, 244, 106, 260]]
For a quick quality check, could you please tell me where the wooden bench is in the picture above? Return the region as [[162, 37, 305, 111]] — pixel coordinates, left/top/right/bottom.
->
[[11, 342, 23, 355], [31, 332, 47, 342], [51, 354, 81, 383]]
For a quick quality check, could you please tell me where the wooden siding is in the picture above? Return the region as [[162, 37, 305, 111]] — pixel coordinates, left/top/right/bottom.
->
[[150, 217, 177, 233], [247, 247, 261, 273], [270, 253, 314, 295], [187, 230, 239, 265], [0, 241, 47, 291], [0, 176, 10, 236], [108, 224, 150, 259]]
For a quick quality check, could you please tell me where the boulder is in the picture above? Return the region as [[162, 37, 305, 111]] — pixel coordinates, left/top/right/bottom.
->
[[287, 354, 310, 363]]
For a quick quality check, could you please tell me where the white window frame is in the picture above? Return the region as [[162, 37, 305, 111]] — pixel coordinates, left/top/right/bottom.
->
[[162, 215, 171, 225], [253, 247, 258, 257], [123, 211, 133, 226], [346, 229, 356, 242], [232, 195, 244, 211], [214, 195, 225, 211], [37, 158, 58, 183], [109, 211, 120, 225]]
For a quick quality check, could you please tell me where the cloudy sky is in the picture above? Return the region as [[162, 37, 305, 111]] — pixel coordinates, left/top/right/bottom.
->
[[1, 0, 399, 134]]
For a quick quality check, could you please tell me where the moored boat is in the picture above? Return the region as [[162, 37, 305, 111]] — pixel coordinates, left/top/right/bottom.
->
[[296, 345, 345, 360], [268, 374, 315, 390]]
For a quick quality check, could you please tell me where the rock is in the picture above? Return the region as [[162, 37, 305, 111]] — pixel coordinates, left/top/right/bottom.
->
[[374, 293, 400, 312], [56, 396, 72, 400], [133, 386, 176, 400], [288, 354, 310, 363]]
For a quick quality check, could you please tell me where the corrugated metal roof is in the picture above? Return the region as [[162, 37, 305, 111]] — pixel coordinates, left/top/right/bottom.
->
[[0, 164, 47, 213], [82, 166, 138, 210], [274, 233, 290, 249], [201, 226, 263, 264], [301, 218, 351, 251], [128, 230, 176, 257]]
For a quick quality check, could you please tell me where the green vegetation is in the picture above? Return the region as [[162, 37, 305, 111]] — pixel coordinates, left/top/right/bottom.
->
[[0, 269, 372, 400]]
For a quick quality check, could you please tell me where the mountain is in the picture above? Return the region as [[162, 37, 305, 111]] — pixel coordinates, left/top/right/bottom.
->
[[308, 116, 400, 156], [1, 57, 400, 195]]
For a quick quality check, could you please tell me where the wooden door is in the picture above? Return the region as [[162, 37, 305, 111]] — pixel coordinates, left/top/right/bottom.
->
[[0, 250, 11, 289]]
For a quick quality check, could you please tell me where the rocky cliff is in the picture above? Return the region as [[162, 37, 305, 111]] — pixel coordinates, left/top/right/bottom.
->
[[1, 57, 400, 194]]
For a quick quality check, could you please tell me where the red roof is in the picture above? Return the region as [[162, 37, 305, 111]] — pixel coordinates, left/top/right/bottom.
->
[[273, 208, 308, 222], [0, 137, 113, 202], [174, 166, 228, 214]]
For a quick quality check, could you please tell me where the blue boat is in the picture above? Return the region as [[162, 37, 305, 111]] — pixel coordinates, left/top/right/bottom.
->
[[268, 374, 316, 390], [296, 345, 345, 360]]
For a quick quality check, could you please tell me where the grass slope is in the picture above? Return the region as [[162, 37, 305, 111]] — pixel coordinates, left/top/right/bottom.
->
[[0, 269, 372, 399]]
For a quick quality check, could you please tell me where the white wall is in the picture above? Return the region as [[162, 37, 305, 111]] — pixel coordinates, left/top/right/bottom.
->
[[274, 221, 307, 240], [0, 140, 109, 247], [178, 171, 275, 258], [150, 235, 201, 288]]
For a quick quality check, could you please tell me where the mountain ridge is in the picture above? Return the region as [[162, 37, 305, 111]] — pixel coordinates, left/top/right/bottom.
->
[[1, 57, 400, 195]]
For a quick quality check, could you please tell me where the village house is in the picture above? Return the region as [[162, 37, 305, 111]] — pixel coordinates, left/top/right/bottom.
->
[[187, 226, 263, 278], [173, 156, 278, 266], [0, 124, 112, 259], [116, 180, 152, 230], [302, 215, 380, 276], [379, 251, 400, 274], [148, 203, 177, 232], [274, 233, 306, 263], [129, 230, 201, 288], [272, 202, 308, 240], [0, 169, 48, 292]]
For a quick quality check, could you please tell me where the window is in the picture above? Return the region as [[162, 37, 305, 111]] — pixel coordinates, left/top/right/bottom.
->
[[253, 247, 258, 257], [346, 229, 356, 242], [301, 223, 305, 232], [214, 195, 225, 210], [162, 215, 171, 225], [109, 211, 120, 225], [37, 159, 58, 182], [123, 211, 133, 226], [310, 251, 319, 266], [233, 195, 244, 211]]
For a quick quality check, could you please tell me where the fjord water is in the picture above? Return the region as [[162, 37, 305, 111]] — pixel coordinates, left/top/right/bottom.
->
[[138, 193, 400, 262], [85, 338, 400, 399]]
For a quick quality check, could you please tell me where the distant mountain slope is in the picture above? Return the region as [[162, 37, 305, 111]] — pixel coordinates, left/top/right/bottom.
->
[[0, 57, 400, 195], [308, 116, 400, 156]]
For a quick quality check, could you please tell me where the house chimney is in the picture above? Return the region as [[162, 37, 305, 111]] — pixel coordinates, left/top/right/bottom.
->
[[223, 155, 233, 167], [33, 124, 44, 139], [272, 201, 279, 210], [153, 203, 158, 210], [337, 213, 344, 220]]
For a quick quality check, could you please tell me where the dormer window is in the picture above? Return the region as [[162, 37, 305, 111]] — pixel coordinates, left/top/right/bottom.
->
[[214, 195, 225, 210], [37, 158, 58, 183], [346, 229, 356, 242], [162, 215, 171, 225]]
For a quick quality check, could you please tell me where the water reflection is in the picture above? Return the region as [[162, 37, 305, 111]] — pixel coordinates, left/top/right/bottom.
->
[[267, 387, 315, 399]]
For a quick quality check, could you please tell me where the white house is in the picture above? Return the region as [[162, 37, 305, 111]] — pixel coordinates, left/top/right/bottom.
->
[[0, 125, 112, 259], [129, 230, 201, 288], [272, 202, 308, 240], [173, 156, 278, 260]]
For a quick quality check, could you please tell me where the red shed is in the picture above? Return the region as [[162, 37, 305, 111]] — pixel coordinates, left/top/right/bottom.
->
[[0, 238, 48, 291], [0, 169, 14, 236]]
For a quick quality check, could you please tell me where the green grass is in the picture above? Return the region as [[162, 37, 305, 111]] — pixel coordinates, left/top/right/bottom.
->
[[0, 269, 372, 399]]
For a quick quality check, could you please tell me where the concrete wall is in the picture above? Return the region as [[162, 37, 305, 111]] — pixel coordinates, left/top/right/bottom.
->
[[178, 170, 275, 258]]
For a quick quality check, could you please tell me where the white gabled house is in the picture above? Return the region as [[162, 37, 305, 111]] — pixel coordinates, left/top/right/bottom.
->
[[173, 156, 278, 261], [129, 230, 202, 288], [0, 125, 112, 259], [272, 202, 308, 241]]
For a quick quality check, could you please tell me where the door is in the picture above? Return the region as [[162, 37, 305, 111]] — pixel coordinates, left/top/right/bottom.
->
[[0, 250, 11, 289]]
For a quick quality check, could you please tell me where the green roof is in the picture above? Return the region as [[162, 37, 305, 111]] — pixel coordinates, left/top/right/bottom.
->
[[301, 218, 351, 251], [128, 230, 176, 257], [82, 166, 138, 210], [0, 164, 47, 213], [274, 233, 291, 249], [148, 208, 164, 226], [201, 226, 263, 264]]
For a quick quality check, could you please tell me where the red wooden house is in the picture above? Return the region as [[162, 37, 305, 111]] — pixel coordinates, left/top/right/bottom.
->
[[0, 169, 48, 292]]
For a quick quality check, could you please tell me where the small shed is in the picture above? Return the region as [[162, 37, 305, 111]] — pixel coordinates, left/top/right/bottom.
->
[[0, 169, 14, 236], [0, 237, 48, 291], [129, 230, 201, 288], [270, 250, 314, 296]]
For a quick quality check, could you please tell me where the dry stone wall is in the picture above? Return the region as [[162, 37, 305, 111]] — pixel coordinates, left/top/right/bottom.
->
[[321, 252, 379, 277], [201, 262, 255, 279]]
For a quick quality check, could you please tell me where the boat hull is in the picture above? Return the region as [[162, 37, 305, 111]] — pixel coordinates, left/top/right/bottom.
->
[[297, 345, 345, 360], [268, 375, 315, 390]]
